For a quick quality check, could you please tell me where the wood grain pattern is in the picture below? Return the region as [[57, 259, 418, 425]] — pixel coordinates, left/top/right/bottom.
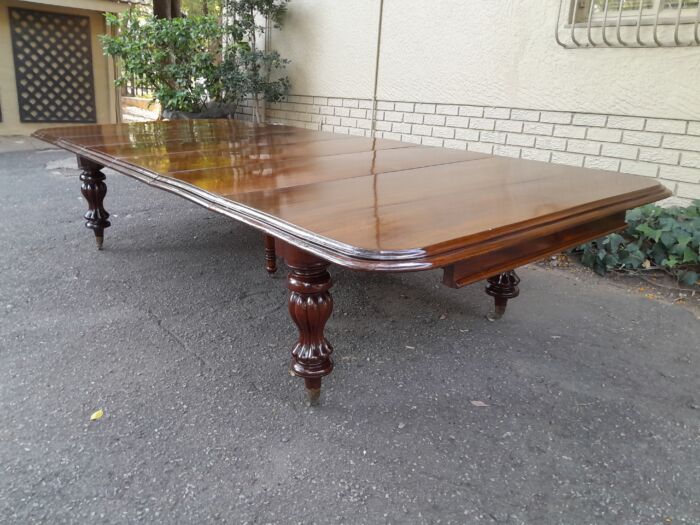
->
[[33, 120, 670, 271]]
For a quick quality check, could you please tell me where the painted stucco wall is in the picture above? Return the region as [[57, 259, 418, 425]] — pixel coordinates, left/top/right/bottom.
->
[[272, 0, 700, 121], [0, 0, 123, 135], [377, 0, 700, 121], [269, 0, 378, 100]]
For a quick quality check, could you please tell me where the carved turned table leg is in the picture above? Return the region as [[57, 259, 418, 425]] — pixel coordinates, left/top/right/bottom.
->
[[78, 156, 110, 250], [485, 270, 520, 321], [263, 234, 277, 274], [284, 247, 334, 404]]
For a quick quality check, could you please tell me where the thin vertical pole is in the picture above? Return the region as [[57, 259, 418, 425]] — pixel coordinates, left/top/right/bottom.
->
[[370, 0, 385, 137]]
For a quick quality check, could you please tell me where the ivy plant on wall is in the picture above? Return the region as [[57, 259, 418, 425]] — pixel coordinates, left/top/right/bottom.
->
[[573, 200, 700, 286]]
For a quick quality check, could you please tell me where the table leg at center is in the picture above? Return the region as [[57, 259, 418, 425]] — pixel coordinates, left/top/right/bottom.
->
[[284, 247, 334, 404]]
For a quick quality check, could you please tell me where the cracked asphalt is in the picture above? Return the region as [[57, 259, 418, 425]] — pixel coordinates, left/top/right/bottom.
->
[[1, 146, 699, 524]]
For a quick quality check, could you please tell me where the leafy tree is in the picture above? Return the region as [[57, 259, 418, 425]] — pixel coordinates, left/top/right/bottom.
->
[[101, 0, 290, 118], [224, 0, 290, 121], [102, 11, 226, 113], [225, 0, 288, 36]]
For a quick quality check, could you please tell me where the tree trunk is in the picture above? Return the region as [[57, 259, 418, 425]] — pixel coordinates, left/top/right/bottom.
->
[[153, 0, 181, 19], [152, 0, 171, 19]]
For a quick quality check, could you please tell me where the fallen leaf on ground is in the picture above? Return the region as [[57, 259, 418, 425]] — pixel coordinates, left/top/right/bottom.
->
[[470, 400, 489, 407], [90, 409, 104, 421]]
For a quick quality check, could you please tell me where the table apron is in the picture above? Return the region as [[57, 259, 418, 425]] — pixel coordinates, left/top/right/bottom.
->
[[442, 212, 626, 289]]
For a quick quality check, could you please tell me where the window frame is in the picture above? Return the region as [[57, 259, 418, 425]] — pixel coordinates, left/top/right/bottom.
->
[[572, 0, 700, 26]]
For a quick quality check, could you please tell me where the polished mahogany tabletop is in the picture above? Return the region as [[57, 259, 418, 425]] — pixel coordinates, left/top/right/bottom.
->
[[34, 119, 670, 270]]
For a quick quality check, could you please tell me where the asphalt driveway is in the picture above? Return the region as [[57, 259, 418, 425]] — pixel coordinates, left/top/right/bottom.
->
[[1, 147, 698, 524]]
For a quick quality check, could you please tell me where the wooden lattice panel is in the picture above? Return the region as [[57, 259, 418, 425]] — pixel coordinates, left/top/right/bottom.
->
[[9, 8, 97, 123]]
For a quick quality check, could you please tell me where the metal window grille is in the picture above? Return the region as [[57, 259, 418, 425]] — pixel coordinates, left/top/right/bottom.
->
[[556, 0, 700, 47]]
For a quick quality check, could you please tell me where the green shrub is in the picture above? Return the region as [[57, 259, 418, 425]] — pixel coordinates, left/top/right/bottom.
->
[[573, 200, 700, 286], [102, 12, 227, 113], [101, 4, 290, 116]]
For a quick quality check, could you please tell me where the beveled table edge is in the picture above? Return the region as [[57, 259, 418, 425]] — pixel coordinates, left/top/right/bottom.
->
[[32, 129, 672, 271]]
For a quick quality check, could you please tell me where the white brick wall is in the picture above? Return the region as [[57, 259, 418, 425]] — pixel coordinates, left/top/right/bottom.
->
[[265, 95, 700, 206]]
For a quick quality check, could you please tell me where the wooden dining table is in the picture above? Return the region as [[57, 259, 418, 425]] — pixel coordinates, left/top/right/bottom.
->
[[33, 119, 670, 403]]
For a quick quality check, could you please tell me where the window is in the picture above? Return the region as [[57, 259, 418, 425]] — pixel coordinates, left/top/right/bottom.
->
[[575, 0, 700, 24], [556, 0, 700, 47]]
